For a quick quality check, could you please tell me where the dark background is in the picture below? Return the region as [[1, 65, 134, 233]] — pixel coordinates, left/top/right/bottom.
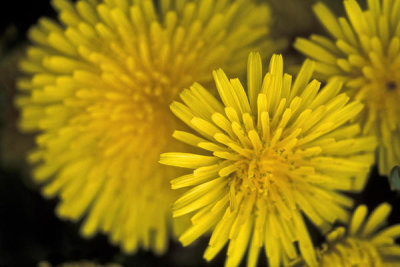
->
[[0, 0, 398, 266]]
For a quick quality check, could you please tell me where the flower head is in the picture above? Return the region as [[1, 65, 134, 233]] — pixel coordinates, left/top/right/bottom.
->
[[16, 0, 278, 254], [160, 53, 376, 266], [292, 203, 400, 266], [38, 261, 121, 267], [295, 0, 400, 176]]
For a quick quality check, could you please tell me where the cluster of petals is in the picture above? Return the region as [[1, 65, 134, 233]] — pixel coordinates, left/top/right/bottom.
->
[[161, 53, 376, 266], [16, 0, 276, 254], [293, 203, 400, 267], [295, 0, 400, 176], [15, 0, 400, 266]]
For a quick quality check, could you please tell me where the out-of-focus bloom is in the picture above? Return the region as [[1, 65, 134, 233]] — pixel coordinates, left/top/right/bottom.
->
[[295, 0, 400, 176], [16, 0, 279, 254], [291, 203, 400, 267], [160, 53, 376, 266]]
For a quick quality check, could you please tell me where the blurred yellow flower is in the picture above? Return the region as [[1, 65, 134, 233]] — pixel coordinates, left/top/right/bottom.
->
[[295, 0, 400, 176], [160, 52, 376, 266], [292, 203, 400, 266], [16, 0, 279, 254]]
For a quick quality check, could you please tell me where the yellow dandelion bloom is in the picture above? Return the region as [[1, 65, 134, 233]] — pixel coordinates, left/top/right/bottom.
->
[[295, 0, 400, 176], [16, 0, 279, 255], [292, 203, 400, 266], [160, 52, 376, 267]]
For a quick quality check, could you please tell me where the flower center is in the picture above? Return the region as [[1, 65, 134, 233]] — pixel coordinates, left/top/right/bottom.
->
[[234, 147, 295, 198], [386, 80, 397, 91], [363, 66, 400, 113]]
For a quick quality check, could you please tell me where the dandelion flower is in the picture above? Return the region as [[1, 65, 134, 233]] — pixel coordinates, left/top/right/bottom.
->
[[292, 203, 400, 266], [295, 0, 400, 176], [16, 0, 278, 254], [160, 53, 376, 267]]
